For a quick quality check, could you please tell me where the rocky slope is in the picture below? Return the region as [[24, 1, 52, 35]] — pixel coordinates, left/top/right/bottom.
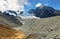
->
[[0, 6, 60, 39], [0, 12, 22, 28], [0, 12, 25, 39], [14, 16, 60, 39]]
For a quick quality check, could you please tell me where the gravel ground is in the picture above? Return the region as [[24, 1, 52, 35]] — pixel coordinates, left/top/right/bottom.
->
[[14, 16, 60, 39]]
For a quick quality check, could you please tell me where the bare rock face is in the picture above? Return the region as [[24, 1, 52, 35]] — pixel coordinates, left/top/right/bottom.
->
[[28, 5, 55, 18]]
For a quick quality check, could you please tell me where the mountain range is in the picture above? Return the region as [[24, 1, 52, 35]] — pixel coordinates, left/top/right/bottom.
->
[[28, 4, 60, 18], [1, 4, 60, 19]]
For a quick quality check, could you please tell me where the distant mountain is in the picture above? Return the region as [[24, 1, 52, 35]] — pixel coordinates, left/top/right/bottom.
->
[[28, 4, 60, 18], [54, 10, 60, 15], [3, 10, 17, 17]]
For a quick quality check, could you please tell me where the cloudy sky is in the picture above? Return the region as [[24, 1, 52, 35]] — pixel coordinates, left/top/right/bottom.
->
[[0, 0, 28, 12], [0, 0, 60, 12]]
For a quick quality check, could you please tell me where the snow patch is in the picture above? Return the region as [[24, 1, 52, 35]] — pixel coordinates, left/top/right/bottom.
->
[[36, 3, 42, 7], [20, 16, 40, 19]]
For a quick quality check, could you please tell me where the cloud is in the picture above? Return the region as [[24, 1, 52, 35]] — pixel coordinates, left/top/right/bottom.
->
[[0, 0, 28, 12], [25, 2, 32, 7], [35, 3, 42, 7]]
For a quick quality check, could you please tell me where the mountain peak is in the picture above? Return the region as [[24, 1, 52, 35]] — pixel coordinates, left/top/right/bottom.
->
[[36, 3, 44, 8]]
